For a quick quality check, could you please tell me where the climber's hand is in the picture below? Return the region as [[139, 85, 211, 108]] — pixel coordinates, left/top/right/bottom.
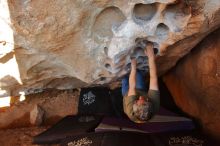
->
[[131, 58, 137, 69], [144, 43, 155, 59]]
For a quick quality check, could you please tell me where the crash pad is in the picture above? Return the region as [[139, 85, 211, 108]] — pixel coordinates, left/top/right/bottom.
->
[[33, 115, 102, 144], [95, 107, 195, 133], [61, 130, 217, 146], [78, 87, 115, 115]]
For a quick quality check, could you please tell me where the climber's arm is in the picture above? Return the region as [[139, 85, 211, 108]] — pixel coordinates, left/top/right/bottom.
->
[[145, 44, 159, 91], [128, 59, 137, 96], [145, 44, 160, 113]]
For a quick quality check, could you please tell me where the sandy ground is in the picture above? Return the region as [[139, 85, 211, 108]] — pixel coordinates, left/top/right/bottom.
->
[[0, 126, 50, 146]]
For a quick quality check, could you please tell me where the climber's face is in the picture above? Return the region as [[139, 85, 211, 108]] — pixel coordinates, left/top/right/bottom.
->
[[136, 96, 145, 106]]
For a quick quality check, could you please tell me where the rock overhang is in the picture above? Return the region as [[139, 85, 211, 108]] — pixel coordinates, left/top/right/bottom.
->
[[86, 0, 193, 82]]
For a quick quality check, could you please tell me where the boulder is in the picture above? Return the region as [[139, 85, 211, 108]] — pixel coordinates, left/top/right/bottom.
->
[[30, 104, 44, 126], [0, 0, 220, 96], [163, 28, 220, 138]]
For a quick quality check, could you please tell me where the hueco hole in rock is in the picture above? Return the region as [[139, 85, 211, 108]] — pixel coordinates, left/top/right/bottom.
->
[[0, 0, 220, 145]]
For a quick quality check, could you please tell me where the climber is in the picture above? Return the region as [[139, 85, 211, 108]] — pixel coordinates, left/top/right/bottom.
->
[[122, 42, 160, 123]]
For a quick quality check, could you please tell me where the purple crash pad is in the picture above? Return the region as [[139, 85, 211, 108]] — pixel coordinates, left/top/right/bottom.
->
[[61, 130, 218, 146], [95, 107, 195, 133]]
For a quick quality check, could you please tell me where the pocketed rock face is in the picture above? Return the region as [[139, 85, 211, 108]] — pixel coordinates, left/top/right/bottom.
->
[[0, 0, 220, 96], [163, 28, 220, 138]]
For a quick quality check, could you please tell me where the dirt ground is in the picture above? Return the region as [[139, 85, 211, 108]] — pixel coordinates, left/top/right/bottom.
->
[[0, 126, 49, 146]]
